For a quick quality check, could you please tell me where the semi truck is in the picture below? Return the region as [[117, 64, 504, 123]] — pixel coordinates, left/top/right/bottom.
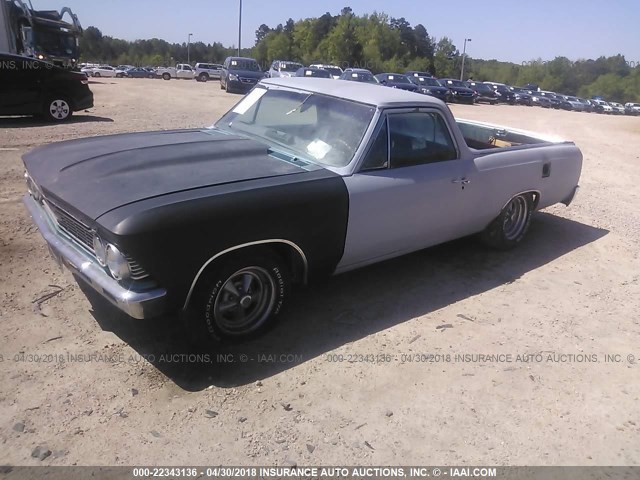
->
[[0, 0, 82, 68]]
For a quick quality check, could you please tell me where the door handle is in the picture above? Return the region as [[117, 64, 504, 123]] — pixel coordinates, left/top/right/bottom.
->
[[451, 178, 471, 185]]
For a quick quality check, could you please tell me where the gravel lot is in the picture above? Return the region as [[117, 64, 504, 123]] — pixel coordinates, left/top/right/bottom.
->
[[0, 78, 639, 466]]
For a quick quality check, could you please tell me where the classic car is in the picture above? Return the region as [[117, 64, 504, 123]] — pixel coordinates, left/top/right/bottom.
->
[[23, 78, 582, 343], [408, 76, 451, 102], [374, 73, 419, 92]]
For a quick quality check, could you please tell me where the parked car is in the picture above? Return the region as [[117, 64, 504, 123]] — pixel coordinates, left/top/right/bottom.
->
[[439, 78, 475, 104], [466, 82, 498, 104], [156, 64, 195, 81], [80, 66, 95, 76], [609, 102, 625, 115], [508, 87, 533, 106], [484, 83, 516, 104], [528, 91, 552, 108], [374, 73, 418, 92], [562, 97, 586, 112], [295, 67, 332, 78], [91, 65, 117, 78], [124, 67, 156, 79], [194, 63, 223, 82], [308, 64, 343, 79], [115, 65, 135, 78], [22, 77, 582, 344], [405, 71, 432, 79], [0, 53, 93, 122], [408, 76, 450, 102], [592, 100, 613, 114], [625, 102, 640, 115], [577, 98, 594, 112], [339, 68, 378, 84], [268, 60, 303, 78], [220, 56, 264, 93]]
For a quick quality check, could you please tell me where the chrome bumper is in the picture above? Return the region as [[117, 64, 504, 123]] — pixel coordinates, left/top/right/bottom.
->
[[23, 195, 167, 319]]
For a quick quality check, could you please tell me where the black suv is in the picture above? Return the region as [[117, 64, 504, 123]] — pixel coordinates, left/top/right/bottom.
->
[[220, 57, 264, 94], [0, 54, 93, 122]]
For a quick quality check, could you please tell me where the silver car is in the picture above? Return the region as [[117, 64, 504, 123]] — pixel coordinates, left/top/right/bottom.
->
[[268, 60, 303, 78]]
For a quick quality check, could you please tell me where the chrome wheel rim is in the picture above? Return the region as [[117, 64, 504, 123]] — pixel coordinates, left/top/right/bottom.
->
[[503, 196, 528, 240], [49, 99, 70, 120], [213, 267, 276, 335]]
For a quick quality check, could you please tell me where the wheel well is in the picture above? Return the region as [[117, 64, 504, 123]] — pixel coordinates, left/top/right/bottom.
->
[[182, 240, 308, 311]]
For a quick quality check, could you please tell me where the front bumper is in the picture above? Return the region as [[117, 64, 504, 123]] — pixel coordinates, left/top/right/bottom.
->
[[23, 195, 167, 319]]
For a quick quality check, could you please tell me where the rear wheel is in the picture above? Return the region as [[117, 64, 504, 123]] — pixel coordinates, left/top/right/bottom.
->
[[162, 73, 171, 81], [481, 193, 534, 250], [93, 72, 101, 77], [198, 73, 209, 82], [187, 252, 289, 343], [44, 97, 72, 122]]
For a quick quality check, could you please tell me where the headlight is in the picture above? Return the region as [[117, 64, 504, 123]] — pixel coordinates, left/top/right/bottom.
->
[[422, 88, 431, 94], [24, 171, 43, 203], [229, 73, 238, 81], [93, 235, 107, 267], [106, 244, 130, 281]]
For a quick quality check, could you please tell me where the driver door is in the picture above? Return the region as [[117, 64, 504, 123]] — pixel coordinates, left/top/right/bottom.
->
[[337, 109, 469, 272]]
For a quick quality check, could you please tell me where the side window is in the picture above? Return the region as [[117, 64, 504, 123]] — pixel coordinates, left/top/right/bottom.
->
[[388, 112, 457, 168], [360, 119, 389, 170]]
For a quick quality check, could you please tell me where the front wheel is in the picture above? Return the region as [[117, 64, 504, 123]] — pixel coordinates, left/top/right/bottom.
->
[[198, 73, 209, 82], [44, 97, 72, 122], [481, 193, 534, 250], [162, 73, 171, 80], [189, 253, 289, 343]]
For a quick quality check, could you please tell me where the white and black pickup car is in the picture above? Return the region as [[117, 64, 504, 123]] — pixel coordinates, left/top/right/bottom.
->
[[23, 78, 582, 342]]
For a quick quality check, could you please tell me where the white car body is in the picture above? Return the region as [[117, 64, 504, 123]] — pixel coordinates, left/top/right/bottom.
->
[[91, 66, 117, 78], [309, 64, 344, 79], [155, 64, 195, 80]]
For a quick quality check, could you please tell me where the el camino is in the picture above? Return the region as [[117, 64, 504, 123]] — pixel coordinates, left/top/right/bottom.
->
[[23, 78, 582, 342]]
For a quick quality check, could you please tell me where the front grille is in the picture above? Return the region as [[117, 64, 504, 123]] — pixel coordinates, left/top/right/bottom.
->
[[44, 197, 150, 281], [45, 199, 94, 252], [240, 77, 257, 84]]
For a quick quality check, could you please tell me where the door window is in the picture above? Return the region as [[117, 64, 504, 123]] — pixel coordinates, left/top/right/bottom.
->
[[388, 112, 457, 168]]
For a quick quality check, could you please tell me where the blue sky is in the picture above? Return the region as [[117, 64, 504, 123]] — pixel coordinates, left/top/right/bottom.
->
[[38, 0, 640, 64]]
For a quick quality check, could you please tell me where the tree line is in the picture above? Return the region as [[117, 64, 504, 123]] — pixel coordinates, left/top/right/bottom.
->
[[79, 6, 640, 102]]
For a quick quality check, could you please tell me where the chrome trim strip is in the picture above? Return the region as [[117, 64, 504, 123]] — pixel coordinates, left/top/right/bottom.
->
[[182, 239, 309, 311], [24, 195, 166, 319]]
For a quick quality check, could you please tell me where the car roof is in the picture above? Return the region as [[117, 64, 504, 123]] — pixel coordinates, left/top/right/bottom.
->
[[261, 77, 442, 108]]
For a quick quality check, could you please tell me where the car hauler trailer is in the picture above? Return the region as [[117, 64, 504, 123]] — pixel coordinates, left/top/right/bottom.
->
[[0, 0, 82, 68]]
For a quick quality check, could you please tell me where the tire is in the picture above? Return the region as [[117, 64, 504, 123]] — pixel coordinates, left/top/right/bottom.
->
[[116, 73, 123, 78], [93, 72, 101, 77], [162, 73, 171, 81], [198, 73, 209, 82], [481, 193, 534, 250], [188, 252, 289, 343], [220, 81, 224, 90], [148, 74, 155, 79], [44, 97, 72, 122]]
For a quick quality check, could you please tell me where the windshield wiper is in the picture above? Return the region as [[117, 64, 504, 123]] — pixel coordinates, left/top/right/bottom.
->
[[285, 93, 313, 115]]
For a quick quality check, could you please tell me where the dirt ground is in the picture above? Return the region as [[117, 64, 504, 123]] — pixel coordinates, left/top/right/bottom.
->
[[0, 78, 639, 467]]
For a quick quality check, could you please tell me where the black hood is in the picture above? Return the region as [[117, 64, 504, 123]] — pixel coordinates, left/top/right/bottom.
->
[[23, 129, 306, 220], [448, 86, 475, 94], [230, 69, 265, 79]]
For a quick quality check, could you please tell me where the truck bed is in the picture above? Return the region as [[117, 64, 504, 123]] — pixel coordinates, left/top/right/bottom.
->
[[456, 119, 562, 150]]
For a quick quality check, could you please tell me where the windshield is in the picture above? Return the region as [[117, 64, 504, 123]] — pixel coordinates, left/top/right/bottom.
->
[[279, 62, 302, 72], [417, 77, 440, 87], [383, 75, 410, 84], [324, 67, 342, 77], [345, 72, 377, 83], [471, 83, 492, 92], [229, 59, 260, 71], [445, 79, 466, 87], [33, 30, 77, 57], [215, 87, 375, 168]]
